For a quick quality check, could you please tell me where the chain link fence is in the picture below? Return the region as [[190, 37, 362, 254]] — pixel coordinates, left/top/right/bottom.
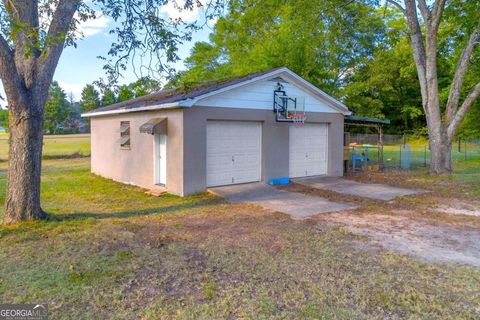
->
[[345, 134, 480, 172]]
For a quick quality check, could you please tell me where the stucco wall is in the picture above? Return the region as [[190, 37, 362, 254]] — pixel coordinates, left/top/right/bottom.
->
[[90, 109, 185, 195], [90, 106, 344, 196], [182, 106, 344, 195]]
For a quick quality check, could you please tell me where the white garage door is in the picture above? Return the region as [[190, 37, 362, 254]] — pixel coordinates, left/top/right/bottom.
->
[[289, 124, 328, 178], [207, 121, 262, 187]]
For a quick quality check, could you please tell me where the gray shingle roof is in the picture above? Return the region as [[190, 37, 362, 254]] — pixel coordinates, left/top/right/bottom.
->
[[87, 68, 284, 114]]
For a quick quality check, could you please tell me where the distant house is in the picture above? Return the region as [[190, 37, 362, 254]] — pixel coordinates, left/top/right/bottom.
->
[[82, 67, 351, 196]]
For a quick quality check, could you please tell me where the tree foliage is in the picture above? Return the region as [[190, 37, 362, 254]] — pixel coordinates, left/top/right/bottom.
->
[[171, 0, 385, 95], [117, 77, 160, 102], [342, 9, 424, 134], [101, 88, 117, 106], [44, 81, 71, 134], [0, 107, 7, 131], [117, 85, 134, 102], [79, 84, 100, 112]]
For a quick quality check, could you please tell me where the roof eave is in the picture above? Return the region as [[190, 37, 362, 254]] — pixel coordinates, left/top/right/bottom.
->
[[80, 101, 188, 118]]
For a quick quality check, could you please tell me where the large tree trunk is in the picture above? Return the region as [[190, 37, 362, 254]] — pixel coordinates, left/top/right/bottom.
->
[[428, 126, 452, 174], [442, 139, 453, 172], [3, 99, 45, 223]]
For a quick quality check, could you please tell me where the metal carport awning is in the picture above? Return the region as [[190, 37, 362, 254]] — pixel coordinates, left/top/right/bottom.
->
[[139, 117, 168, 135], [344, 115, 391, 172]]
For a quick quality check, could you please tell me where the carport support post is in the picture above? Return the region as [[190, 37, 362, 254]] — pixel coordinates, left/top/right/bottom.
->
[[364, 147, 369, 171], [378, 125, 384, 170], [399, 145, 402, 168]]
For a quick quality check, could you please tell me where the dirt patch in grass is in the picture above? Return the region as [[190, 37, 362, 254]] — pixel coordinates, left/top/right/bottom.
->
[[431, 199, 480, 217], [286, 167, 480, 268], [346, 168, 476, 201], [313, 210, 480, 267]]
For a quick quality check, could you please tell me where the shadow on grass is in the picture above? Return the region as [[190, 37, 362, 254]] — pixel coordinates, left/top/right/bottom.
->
[[48, 197, 223, 222], [0, 197, 225, 239], [42, 153, 90, 160], [0, 153, 90, 163]]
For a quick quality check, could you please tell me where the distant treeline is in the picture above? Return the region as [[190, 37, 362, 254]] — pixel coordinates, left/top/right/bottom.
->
[[0, 77, 161, 134]]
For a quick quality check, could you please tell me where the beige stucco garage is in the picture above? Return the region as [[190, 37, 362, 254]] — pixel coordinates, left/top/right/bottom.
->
[[82, 67, 351, 196]]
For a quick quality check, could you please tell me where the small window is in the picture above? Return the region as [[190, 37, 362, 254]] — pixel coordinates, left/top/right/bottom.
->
[[120, 121, 131, 149]]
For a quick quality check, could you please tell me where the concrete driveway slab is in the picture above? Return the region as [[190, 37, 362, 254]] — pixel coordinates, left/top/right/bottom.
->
[[294, 177, 423, 201], [209, 183, 356, 219]]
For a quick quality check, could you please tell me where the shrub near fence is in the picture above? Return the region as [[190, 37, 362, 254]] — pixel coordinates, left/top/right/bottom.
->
[[347, 134, 480, 171]]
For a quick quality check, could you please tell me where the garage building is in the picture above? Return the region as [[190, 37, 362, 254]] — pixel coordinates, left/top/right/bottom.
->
[[82, 67, 351, 196]]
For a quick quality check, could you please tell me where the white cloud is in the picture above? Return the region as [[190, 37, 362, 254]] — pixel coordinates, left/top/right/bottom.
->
[[159, 0, 204, 23], [58, 81, 85, 101], [78, 15, 110, 37], [39, 2, 109, 38]]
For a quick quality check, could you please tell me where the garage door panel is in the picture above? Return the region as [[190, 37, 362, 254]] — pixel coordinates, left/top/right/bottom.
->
[[289, 124, 328, 178], [207, 121, 262, 187]]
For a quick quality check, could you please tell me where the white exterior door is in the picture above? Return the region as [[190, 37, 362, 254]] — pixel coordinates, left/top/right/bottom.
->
[[206, 121, 262, 187], [289, 124, 328, 178], [154, 134, 167, 185]]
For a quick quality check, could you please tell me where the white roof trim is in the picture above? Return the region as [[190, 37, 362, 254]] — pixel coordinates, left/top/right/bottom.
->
[[82, 67, 351, 117], [81, 102, 183, 118]]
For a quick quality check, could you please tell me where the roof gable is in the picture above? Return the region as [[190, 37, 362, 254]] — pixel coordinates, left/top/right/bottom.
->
[[194, 73, 346, 114], [82, 67, 350, 117], [192, 68, 350, 115]]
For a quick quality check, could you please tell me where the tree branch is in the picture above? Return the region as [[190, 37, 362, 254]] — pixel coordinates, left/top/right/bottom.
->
[[417, 0, 431, 22], [0, 33, 11, 58], [0, 34, 15, 83], [8, 0, 40, 88], [0, 34, 28, 110], [431, 0, 447, 29], [447, 82, 480, 139], [403, 0, 428, 109], [445, 30, 479, 124], [386, 0, 406, 14], [36, 0, 80, 102]]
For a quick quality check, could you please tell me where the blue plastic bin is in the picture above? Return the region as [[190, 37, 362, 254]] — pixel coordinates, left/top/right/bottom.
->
[[267, 177, 290, 185]]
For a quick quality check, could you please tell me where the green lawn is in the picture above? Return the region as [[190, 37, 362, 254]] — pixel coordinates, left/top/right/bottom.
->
[[445, 157, 480, 197], [0, 133, 90, 161], [349, 141, 480, 169], [0, 158, 480, 319]]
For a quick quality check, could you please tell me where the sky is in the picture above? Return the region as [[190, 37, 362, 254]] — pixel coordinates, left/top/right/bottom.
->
[[0, 2, 216, 106]]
